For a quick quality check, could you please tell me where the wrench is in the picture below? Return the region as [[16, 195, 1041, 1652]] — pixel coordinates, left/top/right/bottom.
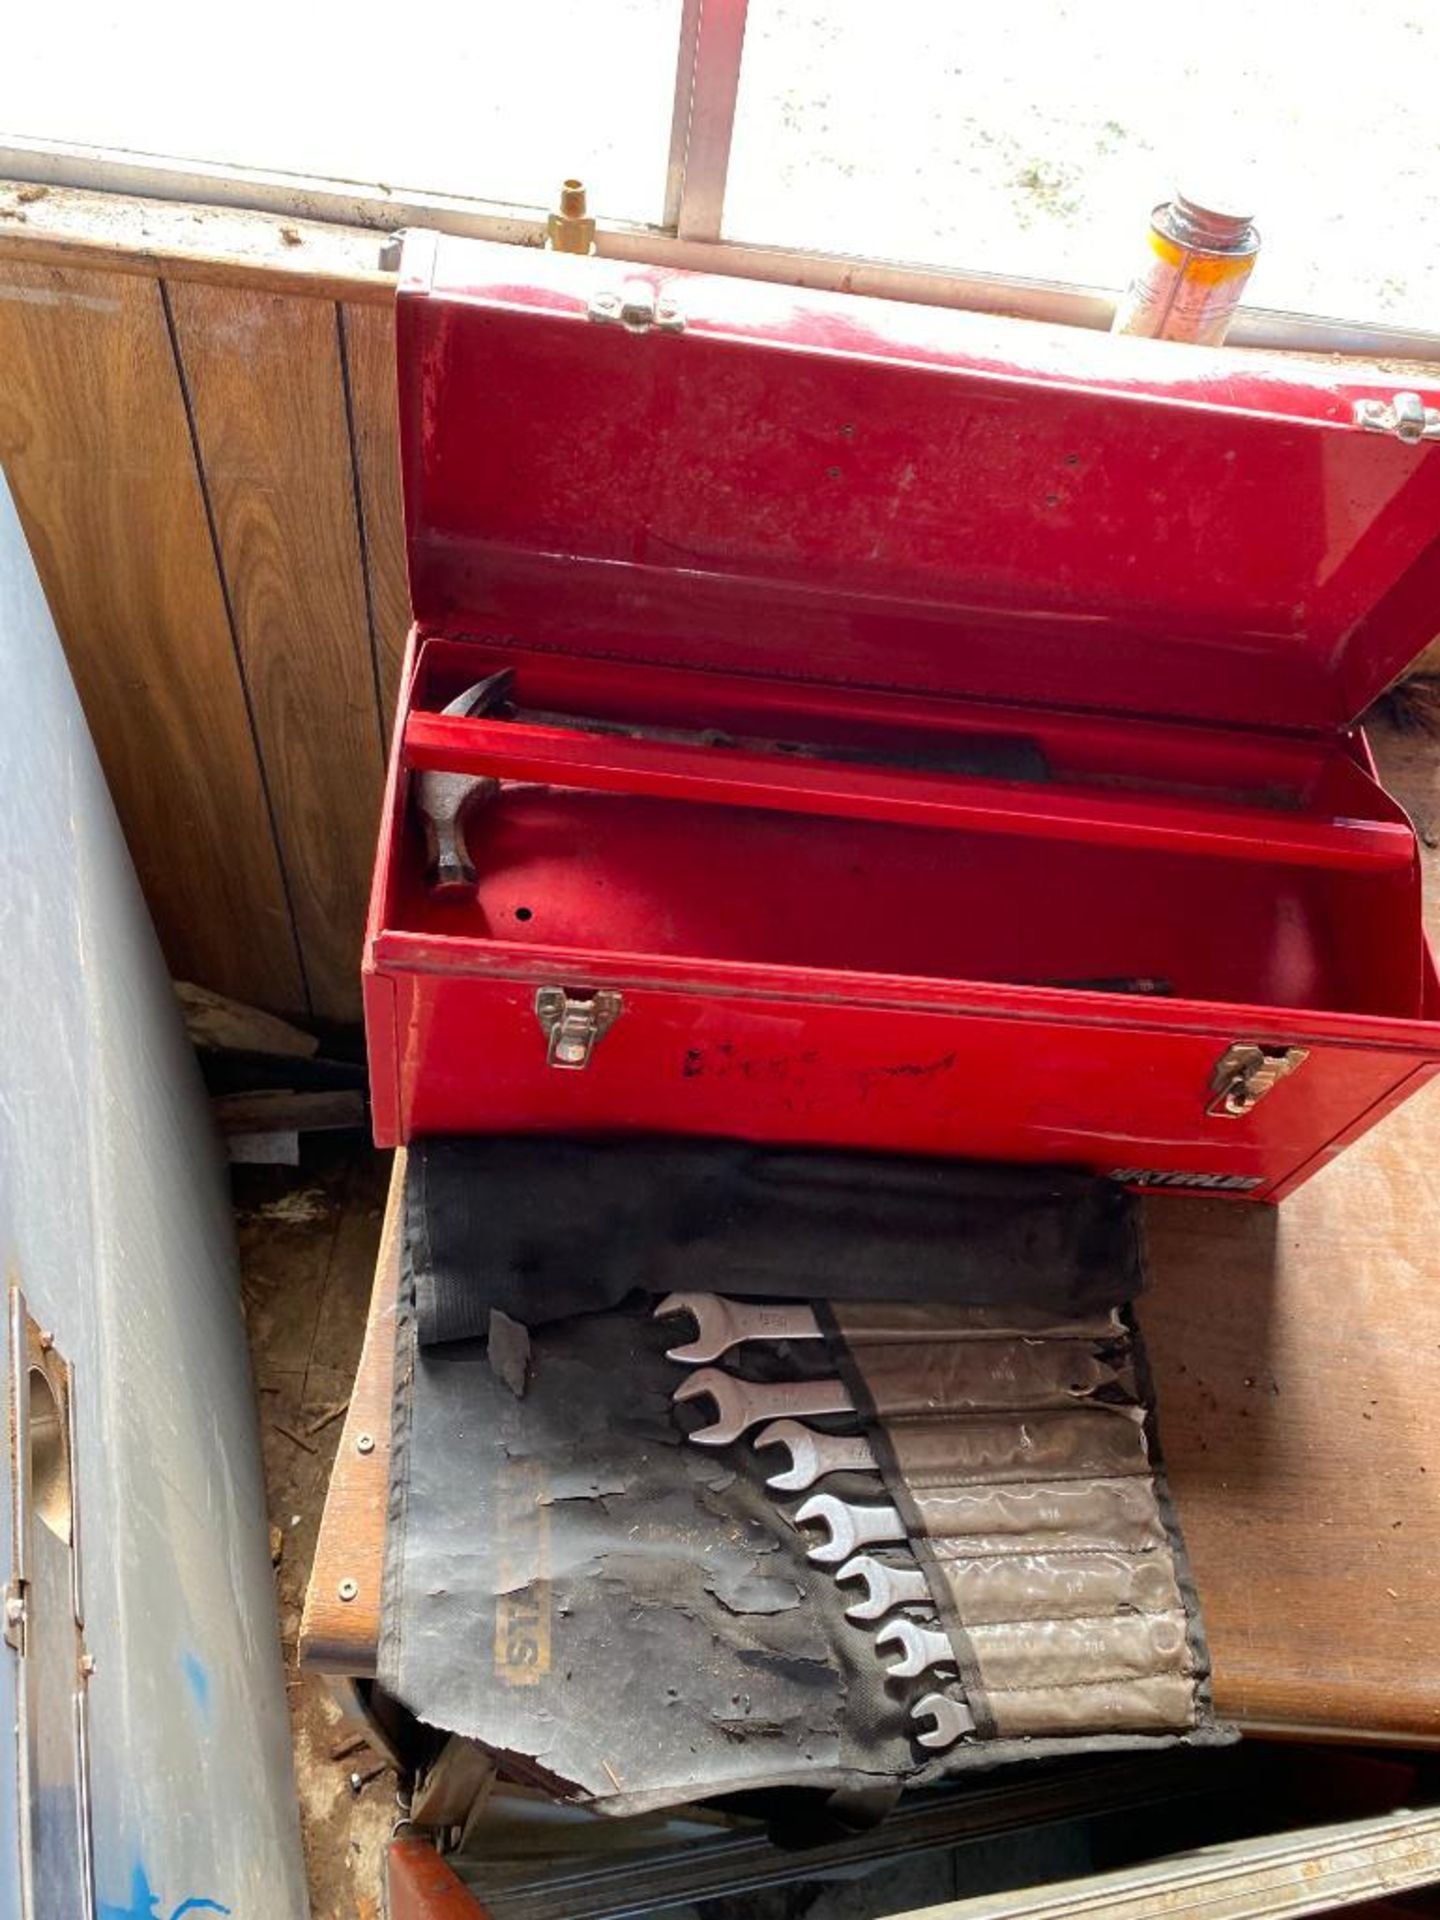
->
[[835, 1555, 931, 1622], [912, 1693, 975, 1750], [876, 1617, 953, 1679], [753, 1419, 878, 1492], [794, 1492, 905, 1564], [673, 1369, 853, 1446], [656, 1294, 823, 1365]]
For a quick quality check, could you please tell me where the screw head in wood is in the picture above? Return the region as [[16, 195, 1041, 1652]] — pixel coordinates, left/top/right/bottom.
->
[[355, 1432, 375, 1455], [338, 1578, 359, 1603]]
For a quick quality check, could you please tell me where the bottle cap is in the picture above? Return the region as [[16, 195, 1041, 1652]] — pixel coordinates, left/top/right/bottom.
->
[[1167, 186, 1257, 252]]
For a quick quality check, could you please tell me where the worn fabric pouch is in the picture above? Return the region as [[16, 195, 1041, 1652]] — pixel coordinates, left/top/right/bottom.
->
[[380, 1138, 1228, 1818], [406, 1137, 1143, 1341]]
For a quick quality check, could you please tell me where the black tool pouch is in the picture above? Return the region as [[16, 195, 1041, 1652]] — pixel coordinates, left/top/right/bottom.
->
[[380, 1138, 1229, 1819]]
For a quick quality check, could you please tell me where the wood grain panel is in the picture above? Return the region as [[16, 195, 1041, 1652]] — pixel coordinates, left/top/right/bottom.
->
[[342, 302, 410, 725], [0, 260, 304, 1009], [0, 180, 395, 303], [169, 284, 385, 1021]]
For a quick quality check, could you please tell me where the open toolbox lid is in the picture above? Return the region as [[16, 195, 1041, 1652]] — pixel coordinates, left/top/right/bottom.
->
[[397, 231, 1440, 737]]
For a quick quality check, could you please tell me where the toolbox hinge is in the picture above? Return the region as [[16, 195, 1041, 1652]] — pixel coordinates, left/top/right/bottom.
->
[[586, 280, 685, 335], [1352, 392, 1440, 444], [534, 988, 623, 1070], [1207, 1043, 1309, 1119]]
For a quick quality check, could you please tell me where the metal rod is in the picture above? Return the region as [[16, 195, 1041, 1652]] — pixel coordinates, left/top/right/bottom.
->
[[447, 1750, 1234, 1920], [663, 0, 707, 232], [659, 0, 751, 243]]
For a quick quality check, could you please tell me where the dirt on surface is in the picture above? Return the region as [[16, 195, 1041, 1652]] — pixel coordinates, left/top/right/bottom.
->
[[8, 1, 1440, 335], [234, 1141, 395, 1920]]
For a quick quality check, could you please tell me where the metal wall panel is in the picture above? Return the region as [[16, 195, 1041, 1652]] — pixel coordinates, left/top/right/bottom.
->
[[0, 472, 307, 1917]]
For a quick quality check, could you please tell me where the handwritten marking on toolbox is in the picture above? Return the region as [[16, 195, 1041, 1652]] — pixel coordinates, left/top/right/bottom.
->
[[493, 1459, 551, 1687]]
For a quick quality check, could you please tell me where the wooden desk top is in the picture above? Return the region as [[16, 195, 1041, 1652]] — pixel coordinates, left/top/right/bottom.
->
[[302, 722, 1440, 1744], [299, 1148, 403, 1673]]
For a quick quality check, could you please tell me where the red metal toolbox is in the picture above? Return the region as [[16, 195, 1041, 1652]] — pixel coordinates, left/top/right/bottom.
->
[[364, 230, 1440, 1200]]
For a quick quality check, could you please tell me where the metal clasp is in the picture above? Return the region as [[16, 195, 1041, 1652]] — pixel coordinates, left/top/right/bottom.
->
[[1353, 392, 1440, 444], [8, 1288, 95, 1912], [534, 988, 623, 1069], [587, 281, 685, 335], [1207, 1043, 1308, 1119], [3, 1578, 25, 1654]]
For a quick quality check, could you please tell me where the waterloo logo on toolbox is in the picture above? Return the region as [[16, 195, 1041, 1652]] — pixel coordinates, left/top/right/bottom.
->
[[1111, 1169, 1265, 1192]]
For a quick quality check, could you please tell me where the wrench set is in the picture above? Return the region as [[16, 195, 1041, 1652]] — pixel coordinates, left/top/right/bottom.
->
[[658, 1290, 977, 1752], [658, 1289, 1202, 1756]]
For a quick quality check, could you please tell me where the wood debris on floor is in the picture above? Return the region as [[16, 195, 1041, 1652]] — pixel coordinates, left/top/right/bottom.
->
[[234, 1139, 395, 1920]]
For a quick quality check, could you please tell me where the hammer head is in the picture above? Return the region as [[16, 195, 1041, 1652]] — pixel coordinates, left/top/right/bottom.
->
[[417, 770, 496, 897], [416, 673, 515, 896], [442, 669, 516, 721]]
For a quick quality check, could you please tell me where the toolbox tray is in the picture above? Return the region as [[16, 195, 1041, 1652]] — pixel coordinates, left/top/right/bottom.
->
[[392, 639, 1427, 1022]]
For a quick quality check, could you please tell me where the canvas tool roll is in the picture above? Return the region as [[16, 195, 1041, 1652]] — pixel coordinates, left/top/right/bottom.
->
[[382, 1138, 1226, 1818], [824, 1301, 1198, 1742]]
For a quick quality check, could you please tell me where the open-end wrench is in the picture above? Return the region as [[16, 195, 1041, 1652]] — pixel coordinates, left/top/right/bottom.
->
[[415, 680, 502, 896], [912, 1693, 976, 1750], [656, 1294, 823, 1365], [876, 1618, 954, 1679], [835, 1556, 931, 1622], [753, 1420, 878, 1492], [794, 1492, 905, 1564], [673, 1369, 853, 1446]]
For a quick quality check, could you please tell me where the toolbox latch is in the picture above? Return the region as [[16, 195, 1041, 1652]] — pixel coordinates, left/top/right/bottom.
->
[[535, 988, 623, 1069], [1352, 392, 1440, 444], [1207, 1043, 1309, 1119], [586, 281, 685, 335]]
